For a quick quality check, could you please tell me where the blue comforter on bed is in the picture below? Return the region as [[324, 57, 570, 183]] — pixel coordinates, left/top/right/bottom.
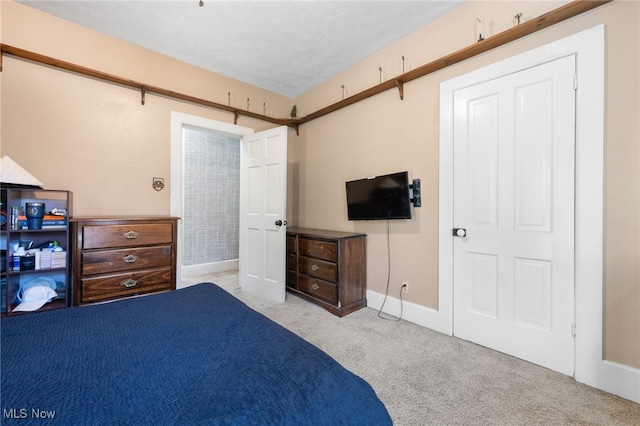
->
[[1, 283, 391, 425]]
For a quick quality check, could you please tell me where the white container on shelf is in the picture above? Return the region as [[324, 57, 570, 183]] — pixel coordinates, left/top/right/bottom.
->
[[40, 249, 52, 269]]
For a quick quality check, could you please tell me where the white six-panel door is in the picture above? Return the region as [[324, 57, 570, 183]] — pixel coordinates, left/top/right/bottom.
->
[[239, 126, 288, 303], [453, 56, 576, 375]]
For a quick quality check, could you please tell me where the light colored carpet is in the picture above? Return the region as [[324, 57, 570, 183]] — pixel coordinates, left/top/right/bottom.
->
[[182, 270, 640, 425]]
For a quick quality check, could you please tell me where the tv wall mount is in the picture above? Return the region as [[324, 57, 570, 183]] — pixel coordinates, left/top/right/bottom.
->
[[410, 179, 421, 207]]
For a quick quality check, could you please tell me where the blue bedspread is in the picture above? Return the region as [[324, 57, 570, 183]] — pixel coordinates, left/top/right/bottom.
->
[[1, 283, 391, 425]]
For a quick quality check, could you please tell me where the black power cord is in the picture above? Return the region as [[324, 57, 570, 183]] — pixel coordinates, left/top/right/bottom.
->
[[377, 219, 403, 322]]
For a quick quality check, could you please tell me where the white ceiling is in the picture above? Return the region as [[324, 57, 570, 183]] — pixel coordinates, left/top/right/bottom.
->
[[17, 0, 464, 98]]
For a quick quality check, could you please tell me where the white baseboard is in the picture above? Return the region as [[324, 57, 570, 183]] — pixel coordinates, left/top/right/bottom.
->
[[602, 360, 640, 403], [366, 290, 451, 335], [182, 259, 238, 278], [367, 289, 640, 404]]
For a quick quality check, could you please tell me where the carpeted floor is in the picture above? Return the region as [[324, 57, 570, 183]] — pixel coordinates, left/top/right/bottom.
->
[[182, 270, 640, 426]]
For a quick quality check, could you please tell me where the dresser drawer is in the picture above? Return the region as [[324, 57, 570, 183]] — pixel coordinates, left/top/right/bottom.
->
[[298, 238, 336, 262], [81, 245, 173, 275], [298, 256, 336, 283], [298, 275, 337, 304], [82, 223, 173, 249], [78, 268, 173, 303]]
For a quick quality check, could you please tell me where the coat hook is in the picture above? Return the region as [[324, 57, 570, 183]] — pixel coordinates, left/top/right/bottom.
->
[[402, 55, 405, 74], [263, 102, 266, 115], [228, 91, 231, 106], [515, 13, 523, 25], [141, 86, 146, 105], [341, 84, 346, 100], [476, 17, 484, 42], [246, 97, 250, 111], [379, 66, 383, 83]]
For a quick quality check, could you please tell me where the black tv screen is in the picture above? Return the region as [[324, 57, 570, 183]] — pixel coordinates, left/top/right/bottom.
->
[[346, 171, 412, 220]]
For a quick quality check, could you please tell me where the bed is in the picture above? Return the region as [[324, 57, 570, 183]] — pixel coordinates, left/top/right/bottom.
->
[[1, 283, 391, 425]]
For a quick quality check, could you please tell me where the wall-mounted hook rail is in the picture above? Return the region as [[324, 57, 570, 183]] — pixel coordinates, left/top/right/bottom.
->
[[296, 0, 609, 125], [0, 44, 290, 128], [0, 0, 610, 133]]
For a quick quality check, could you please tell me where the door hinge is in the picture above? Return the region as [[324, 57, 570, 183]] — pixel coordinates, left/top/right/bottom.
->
[[571, 323, 576, 338], [573, 74, 578, 90]]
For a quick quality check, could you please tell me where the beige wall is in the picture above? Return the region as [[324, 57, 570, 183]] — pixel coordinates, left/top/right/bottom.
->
[[0, 1, 292, 216], [292, 0, 639, 370], [1, 0, 638, 370]]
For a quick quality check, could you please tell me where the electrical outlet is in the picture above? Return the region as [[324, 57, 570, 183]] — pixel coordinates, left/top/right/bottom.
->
[[401, 281, 409, 294]]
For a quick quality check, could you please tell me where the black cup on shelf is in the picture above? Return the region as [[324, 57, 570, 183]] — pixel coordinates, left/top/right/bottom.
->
[[25, 203, 45, 230]]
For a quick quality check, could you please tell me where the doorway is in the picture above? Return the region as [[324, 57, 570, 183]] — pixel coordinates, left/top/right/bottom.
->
[[170, 112, 254, 286], [182, 126, 240, 273]]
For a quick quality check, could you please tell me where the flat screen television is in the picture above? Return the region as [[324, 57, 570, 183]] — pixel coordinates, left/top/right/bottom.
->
[[345, 171, 412, 220]]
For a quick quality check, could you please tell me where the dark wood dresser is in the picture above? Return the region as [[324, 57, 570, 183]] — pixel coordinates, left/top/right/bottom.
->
[[286, 227, 366, 316], [71, 216, 178, 306]]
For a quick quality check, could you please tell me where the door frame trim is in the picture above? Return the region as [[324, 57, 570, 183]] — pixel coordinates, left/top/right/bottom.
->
[[170, 111, 254, 288], [438, 26, 604, 388]]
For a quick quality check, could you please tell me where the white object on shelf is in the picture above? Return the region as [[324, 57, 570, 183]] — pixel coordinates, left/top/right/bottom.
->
[[40, 250, 52, 269]]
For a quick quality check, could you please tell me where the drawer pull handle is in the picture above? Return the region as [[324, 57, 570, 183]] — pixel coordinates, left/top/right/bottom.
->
[[311, 264, 319, 271], [311, 282, 320, 291], [123, 254, 138, 263], [121, 279, 138, 288], [123, 231, 139, 239]]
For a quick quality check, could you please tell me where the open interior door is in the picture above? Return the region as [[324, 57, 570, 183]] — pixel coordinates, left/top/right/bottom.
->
[[239, 126, 288, 302]]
